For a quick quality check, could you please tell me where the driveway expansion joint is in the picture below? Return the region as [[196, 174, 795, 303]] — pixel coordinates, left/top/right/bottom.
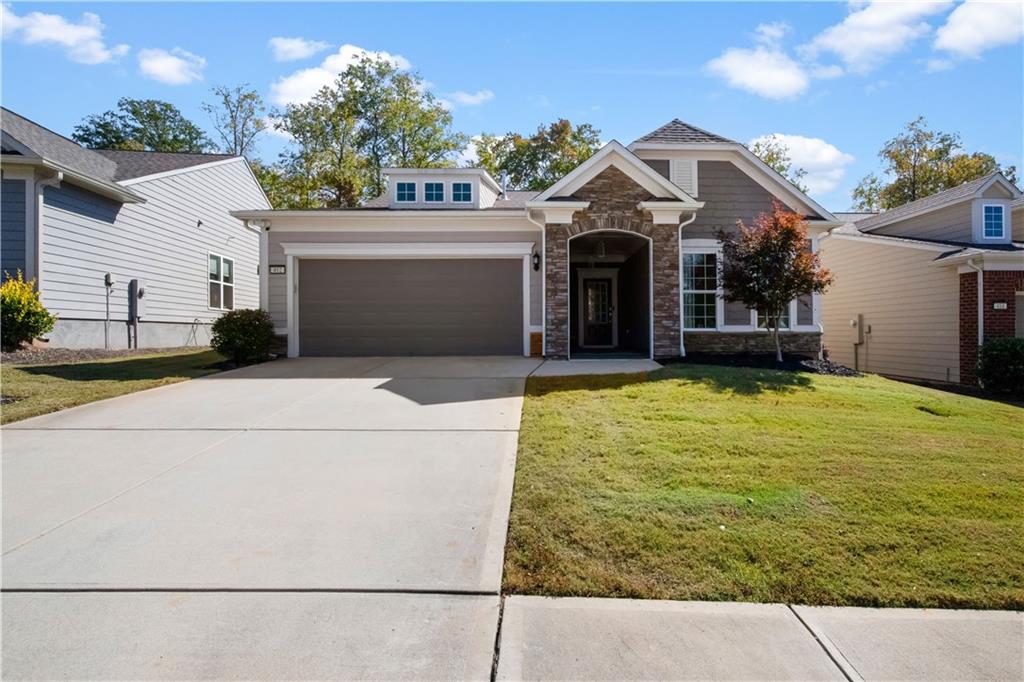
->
[[787, 604, 860, 682]]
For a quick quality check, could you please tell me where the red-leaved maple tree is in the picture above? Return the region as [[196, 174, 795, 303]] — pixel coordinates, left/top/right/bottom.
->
[[717, 201, 833, 362]]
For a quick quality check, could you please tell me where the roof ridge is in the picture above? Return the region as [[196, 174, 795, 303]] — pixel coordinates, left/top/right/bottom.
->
[[858, 171, 1012, 230]]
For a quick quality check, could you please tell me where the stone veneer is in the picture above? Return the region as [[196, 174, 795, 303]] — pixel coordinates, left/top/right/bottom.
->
[[684, 331, 821, 357], [959, 270, 1024, 385], [544, 166, 680, 359]]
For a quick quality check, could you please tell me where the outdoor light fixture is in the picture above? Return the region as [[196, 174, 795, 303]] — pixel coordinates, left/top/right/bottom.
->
[[532, 252, 541, 271], [596, 239, 607, 258]]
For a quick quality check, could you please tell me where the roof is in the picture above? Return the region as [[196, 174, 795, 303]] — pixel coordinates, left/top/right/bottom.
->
[[93, 149, 236, 181], [360, 189, 537, 210], [856, 172, 1019, 232], [833, 211, 878, 222], [1, 107, 118, 181], [632, 118, 735, 145], [828, 221, 1024, 262]]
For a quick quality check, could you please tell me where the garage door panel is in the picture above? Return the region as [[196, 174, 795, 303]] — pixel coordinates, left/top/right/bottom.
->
[[298, 259, 522, 356]]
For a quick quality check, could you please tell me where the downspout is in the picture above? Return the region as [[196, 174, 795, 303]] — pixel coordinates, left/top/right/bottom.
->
[[526, 209, 545, 356], [677, 211, 698, 357], [33, 171, 63, 289], [966, 257, 984, 347]]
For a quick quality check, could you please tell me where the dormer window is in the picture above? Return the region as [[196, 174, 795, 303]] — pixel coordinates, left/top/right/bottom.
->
[[453, 182, 472, 203], [396, 182, 416, 203], [425, 182, 444, 202], [983, 205, 1004, 238]]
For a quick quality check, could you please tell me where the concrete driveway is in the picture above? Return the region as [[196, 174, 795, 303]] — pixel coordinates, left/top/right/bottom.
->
[[2, 356, 541, 680]]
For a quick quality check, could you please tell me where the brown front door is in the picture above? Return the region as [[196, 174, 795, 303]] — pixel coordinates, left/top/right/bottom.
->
[[581, 276, 615, 347]]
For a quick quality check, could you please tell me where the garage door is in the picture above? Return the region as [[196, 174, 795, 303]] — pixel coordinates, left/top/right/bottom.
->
[[298, 259, 523, 356]]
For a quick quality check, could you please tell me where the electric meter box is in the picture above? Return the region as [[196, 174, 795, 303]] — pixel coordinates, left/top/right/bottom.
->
[[128, 279, 146, 321]]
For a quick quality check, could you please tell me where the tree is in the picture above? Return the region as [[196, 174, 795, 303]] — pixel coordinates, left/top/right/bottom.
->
[[748, 135, 808, 193], [73, 98, 212, 152], [853, 117, 1016, 211], [475, 119, 602, 191], [272, 55, 465, 207], [201, 84, 266, 157], [718, 201, 833, 362]]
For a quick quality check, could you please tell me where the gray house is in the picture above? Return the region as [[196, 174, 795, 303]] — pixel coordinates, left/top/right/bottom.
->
[[1, 108, 270, 348]]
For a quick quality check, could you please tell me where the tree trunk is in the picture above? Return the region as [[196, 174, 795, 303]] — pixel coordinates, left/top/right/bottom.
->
[[773, 326, 783, 363]]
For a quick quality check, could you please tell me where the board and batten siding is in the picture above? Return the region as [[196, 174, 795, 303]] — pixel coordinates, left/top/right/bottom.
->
[[40, 159, 268, 324], [266, 230, 542, 332], [2, 178, 27, 277], [819, 236, 959, 383]]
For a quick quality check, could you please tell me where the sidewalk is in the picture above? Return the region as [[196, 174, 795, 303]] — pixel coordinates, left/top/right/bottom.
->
[[495, 596, 1024, 681]]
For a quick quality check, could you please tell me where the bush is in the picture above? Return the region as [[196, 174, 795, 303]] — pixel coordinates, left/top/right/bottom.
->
[[1, 271, 56, 352], [976, 337, 1024, 394], [210, 308, 275, 365]]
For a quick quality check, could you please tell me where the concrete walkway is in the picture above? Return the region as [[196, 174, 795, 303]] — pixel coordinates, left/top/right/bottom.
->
[[4, 356, 1021, 680]]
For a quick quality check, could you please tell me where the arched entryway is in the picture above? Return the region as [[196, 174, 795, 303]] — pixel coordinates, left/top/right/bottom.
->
[[567, 230, 652, 358]]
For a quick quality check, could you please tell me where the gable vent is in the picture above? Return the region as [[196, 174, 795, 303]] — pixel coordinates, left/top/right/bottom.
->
[[670, 159, 698, 196]]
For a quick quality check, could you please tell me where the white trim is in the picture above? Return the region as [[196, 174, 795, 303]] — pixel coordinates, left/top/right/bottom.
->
[[230, 211, 536, 232], [981, 204, 1006, 240], [822, 230, 951, 252], [638, 201, 694, 225], [533, 140, 700, 204], [258, 228, 269, 311], [566, 229, 654, 360], [395, 181, 417, 203], [451, 180, 473, 204], [423, 181, 445, 203], [524, 201, 590, 225], [577, 268, 619, 349], [119, 156, 246, 187], [286, 254, 297, 357], [522, 255, 532, 357], [206, 251, 235, 311]]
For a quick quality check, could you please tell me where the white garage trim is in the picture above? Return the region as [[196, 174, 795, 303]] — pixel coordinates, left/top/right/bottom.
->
[[280, 242, 534, 358]]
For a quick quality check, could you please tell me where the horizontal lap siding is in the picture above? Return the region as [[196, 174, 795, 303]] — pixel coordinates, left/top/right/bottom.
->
[[820, 237, 959, 383], [686, 161, 780, 239], [2, 179, 27, 277], [41, 160, 268, 323], [871, 202, 973, 242]]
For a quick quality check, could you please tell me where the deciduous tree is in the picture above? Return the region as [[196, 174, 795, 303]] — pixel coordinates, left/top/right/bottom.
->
[[475, 119, 601, 191], [73, 98, 212, 152], [201, 84, 266, 158], [748, 135, 808, 193]]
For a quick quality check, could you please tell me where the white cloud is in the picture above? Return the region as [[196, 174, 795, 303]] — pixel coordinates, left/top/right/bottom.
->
[[270, 44, 410, 106], [138, 47, 205, 85], [1, 4, 128, 64], [800, 1, 953, 74], [706, 46, 809, 99], [755, 21, 791, 45], [934, 0, 1024, 59], [809, 64, 844, 79], [443, 89, 495, 107], [750, 133, 855, 195], [268, 36, 330, 62], [925, 58, 954, 72], [457, 135, 483, 167]]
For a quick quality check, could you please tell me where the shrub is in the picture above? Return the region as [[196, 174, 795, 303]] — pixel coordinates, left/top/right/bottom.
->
[[976, 338, 1024, 394], [1, 271, 56, 352], [210, 308, 275, 365]]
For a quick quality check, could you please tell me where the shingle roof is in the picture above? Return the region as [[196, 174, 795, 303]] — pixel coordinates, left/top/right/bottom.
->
[[93, 149, 236, 181], [856, 172, 1007, 231], [633, 118, 734, 145], [1, 107, 118, 181]]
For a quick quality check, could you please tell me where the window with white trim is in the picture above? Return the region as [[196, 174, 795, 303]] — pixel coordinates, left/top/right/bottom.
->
[[983, 205, 1004, 238], [682, 252, 718, 329], [425, 182, 444, 202], [396, 182, 416, 202], [452, 182, 472, 203], [757, 307, 790, 330], [209, 254, 234, 310]]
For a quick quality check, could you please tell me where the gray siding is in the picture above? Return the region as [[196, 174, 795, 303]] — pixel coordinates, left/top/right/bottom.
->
[[686, 161, 779, 239], [40, 160, 268, 327], [267, 230, 542, 331], [872, 202, 972, 242], [2, 178, 27, 277]]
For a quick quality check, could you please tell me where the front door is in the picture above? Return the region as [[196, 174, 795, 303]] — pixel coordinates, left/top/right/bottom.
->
[[578, 269, 618, 348]]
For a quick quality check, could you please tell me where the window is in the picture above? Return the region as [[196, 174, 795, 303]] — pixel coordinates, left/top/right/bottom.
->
[[425, 182, 444, 202], [758, 307, 790, 330], [209, 254, 234, 310], [452, 182, 472, 203], [396, 182, 416, 202], [983, 205, 1004, 238], [682, 252, 718, 329]]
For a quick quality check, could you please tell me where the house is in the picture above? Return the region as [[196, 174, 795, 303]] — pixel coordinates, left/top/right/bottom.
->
[[232, 119, 840, 360], [0, 108, 270, 348], [819, 172, 1023, 385]]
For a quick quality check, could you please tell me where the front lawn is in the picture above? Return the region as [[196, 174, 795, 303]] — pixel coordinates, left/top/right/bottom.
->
[[504, 364, 1024, 609], [1, 349, 224, 424]]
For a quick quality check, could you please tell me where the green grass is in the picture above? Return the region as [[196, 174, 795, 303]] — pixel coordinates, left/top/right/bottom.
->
[[504, 364, 1024, 609], [1, 349, 225, 424]]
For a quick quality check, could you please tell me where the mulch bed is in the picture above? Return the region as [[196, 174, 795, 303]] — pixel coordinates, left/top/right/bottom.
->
[[1, 346, 209, 366]]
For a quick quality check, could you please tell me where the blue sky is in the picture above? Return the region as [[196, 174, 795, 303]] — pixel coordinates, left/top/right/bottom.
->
[[2, 1, 1021, 210]]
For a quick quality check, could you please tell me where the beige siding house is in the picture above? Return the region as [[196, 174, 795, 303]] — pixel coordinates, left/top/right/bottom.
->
[[821, 172, 1023, 385]]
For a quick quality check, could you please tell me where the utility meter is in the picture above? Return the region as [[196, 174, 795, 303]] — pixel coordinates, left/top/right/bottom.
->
[[104, 272, 116, 287], [128, 279, 146, 321]]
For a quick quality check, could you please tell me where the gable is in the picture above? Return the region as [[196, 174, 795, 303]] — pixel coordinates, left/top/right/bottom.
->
[[570, 166, 655, 206]]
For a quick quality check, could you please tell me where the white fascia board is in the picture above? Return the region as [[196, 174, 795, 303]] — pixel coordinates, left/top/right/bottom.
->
[[533, 140, 698, 203], [638, 201, 705, 225], [19, 157, 147, 204], [938, 250, 1024, 269], [232, 210, 537, 232], [823, 230, 953, 252], [119, 156, 244, 186], [629, 142, 837, 222], [280, 241, 535, 258]]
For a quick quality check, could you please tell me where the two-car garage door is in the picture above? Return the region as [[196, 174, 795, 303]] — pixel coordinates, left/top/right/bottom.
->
[[297, 259, 524, 356]]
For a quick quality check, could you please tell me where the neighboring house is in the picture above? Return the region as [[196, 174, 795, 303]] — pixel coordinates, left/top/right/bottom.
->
[[232, 119, 840, 360], [820, 172, 1023, 385], [0, 108, 270, 348]]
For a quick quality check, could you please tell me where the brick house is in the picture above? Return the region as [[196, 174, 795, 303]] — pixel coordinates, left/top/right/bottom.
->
[[820, 172, 1023, 385], [233, 119, 840, 360]]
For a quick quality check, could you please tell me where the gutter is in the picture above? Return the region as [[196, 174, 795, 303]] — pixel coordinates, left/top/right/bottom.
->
[[966, 258, 984, 347], [677, 210, 698, 357], [8, 156, 146, 204]]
